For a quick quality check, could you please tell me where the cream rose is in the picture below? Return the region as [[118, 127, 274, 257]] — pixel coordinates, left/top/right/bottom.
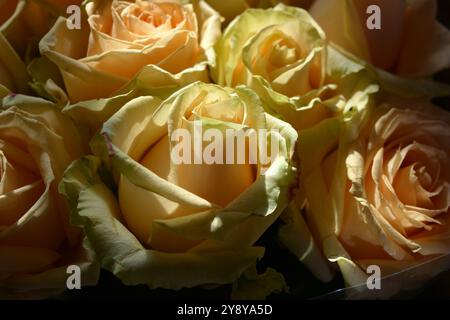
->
[[0, 94, 98, 298], [288, 97, 450, 297], [40, 0, 221, 102], [213, 4, 379, 133], [61, 82, 297, 289], [310, 0, 450, 77], [215, 4, 326, 99], [214, 4, 328, 132]]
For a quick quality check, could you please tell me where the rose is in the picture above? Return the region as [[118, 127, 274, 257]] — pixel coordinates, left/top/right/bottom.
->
[[61, 82, 297, 290], [0, 0, 82, 59], [205, 0, 314, 24], [214, 4, 328, 131], [0, 94, 98, 299], [39, 0, 222, 103], [283, 97, 450, 297], [213, 4, 379, 133], [214, 4, 326, 100], [310, 0, 450, 77]]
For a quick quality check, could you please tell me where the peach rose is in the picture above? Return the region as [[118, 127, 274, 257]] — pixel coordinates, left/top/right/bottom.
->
[[40, 0, 221, 102], [60, 82, 297, 290], [290, 97, 450, 297], [310, 0, 450, 77], [0, 94, 98, 298]]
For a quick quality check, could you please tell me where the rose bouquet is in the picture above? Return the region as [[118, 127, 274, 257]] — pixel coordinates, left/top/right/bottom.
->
[[0, 0, 449, 300]]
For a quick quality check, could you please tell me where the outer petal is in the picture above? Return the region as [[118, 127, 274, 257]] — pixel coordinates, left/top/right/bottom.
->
[[61, 156, 266, 289], [0, 32, 29, 93], [0, 239, 99, 299], [67, 83, 298, 290], [61, 59, 214, 134], [40, 17, 128, 102], [0, 98, 98, 298]]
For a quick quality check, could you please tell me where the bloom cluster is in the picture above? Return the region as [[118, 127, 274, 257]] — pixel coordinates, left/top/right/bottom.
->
[[0, 0, 449, 299]]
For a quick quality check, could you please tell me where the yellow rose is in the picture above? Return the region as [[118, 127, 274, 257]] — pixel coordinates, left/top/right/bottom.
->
[[0, 94, 98, 298], [0, 0, 81, 59], [61, 82, 297, 289], [214, 4, 328, 132], [40, 0, 222, 102], [214, 4, 378, 133], [215, 4, 326, 98], [288, 97, 450, 297], [310, 0, 450, 77]]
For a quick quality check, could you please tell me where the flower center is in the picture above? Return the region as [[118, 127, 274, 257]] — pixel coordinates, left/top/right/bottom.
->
[[122, 1, 184, 30], [269, 40, 298, 68]]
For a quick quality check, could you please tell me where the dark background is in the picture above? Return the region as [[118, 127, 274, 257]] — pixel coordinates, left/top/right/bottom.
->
[[63, 0, 450, 300]]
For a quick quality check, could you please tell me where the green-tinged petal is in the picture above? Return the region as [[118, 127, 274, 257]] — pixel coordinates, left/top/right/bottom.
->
[[231, 267, 288, 300], [97, 96, 164, 160], [61, 157, 265, 289], [264, 113, 297, 159], [62, 63, 210, 132], [297, 117, 342, 240], [27, 56, 67, 105], [40, 17, 128, 103], [92, 83, 297, 248], [296, 110, 376, 284], [214, 6, 379, 133], [375, 68, 450, 98], [213, 4, 324, 87], [278, 202, 333, 282], [122, 63, 211, 99], [0, 85, 10, 99], [330, 45, 450, 98], [62, 80, 299, 290], [59, 156, 104, 221], [324, 235, 368, 288], [153, 156, 294, 242], [63, 89, 151, 135]]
